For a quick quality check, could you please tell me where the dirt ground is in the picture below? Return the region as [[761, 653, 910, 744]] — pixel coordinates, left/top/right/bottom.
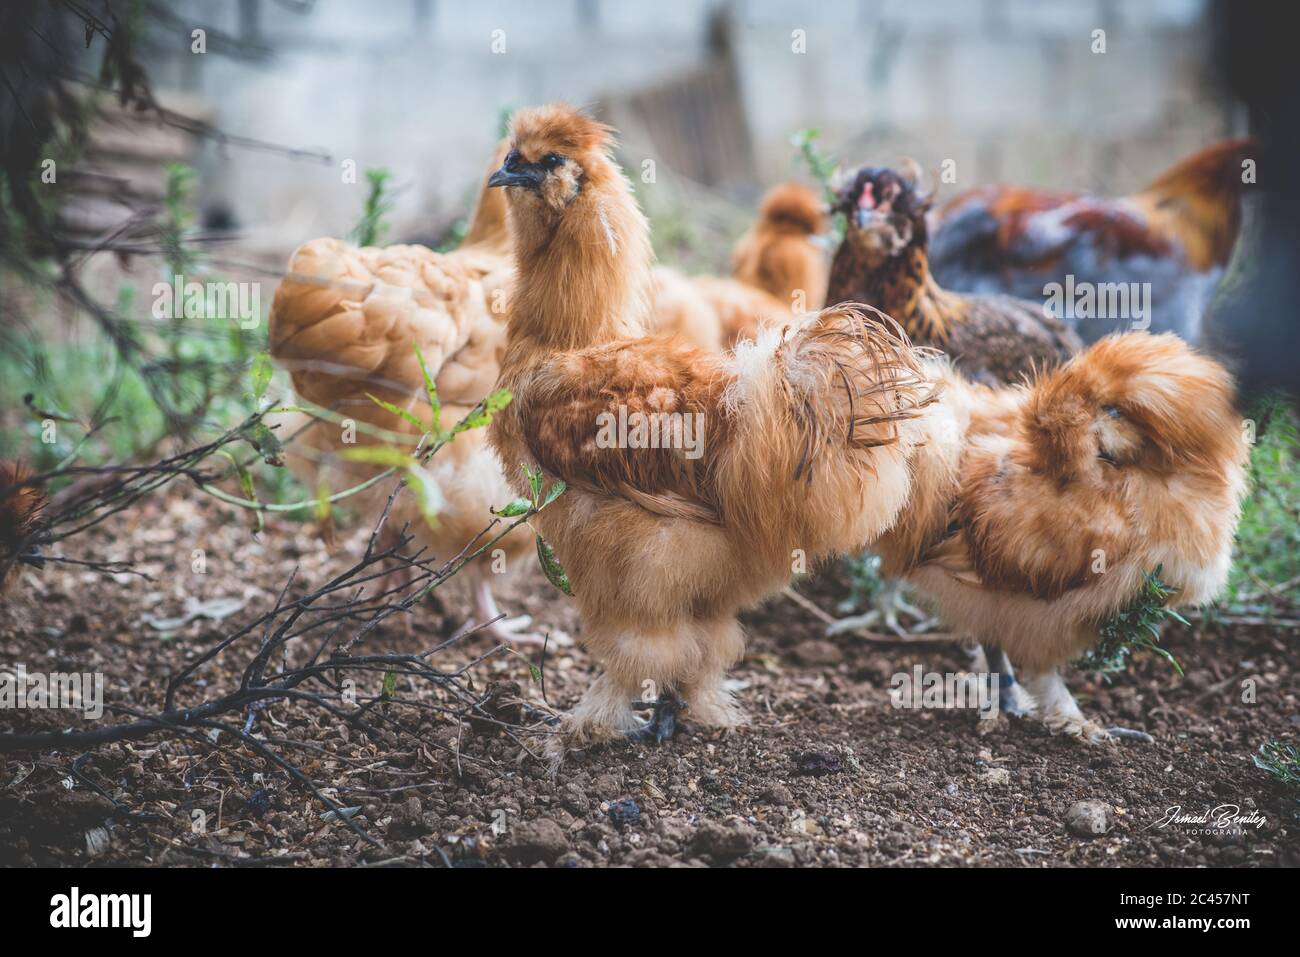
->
[[2, 491, 1297, 868]]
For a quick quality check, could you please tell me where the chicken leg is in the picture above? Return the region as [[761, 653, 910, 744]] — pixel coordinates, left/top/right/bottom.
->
[[465, 576, 548, 647], [1019, 668, 1153, 744]]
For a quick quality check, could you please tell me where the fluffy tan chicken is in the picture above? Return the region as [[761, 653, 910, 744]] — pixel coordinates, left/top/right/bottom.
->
[[268, 142, 542, 644], [486, 105, 935, 748], [731, 181, 828, 312], [875, 333, 1249, 741]]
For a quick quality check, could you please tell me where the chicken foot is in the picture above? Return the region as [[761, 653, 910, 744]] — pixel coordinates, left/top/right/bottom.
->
[[627, 691, 685, 744], [1018, 668, 1153, 745], [465, 576, 548, 646]]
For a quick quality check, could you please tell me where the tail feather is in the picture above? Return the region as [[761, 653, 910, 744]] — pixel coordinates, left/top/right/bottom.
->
[[719, 304, 937, 555], [0, 461, 47, 593]]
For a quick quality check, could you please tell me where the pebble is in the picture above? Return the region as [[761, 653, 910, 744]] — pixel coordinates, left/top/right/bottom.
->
[[1065, 800, 1112, 837], [691, 821, 756, 861], [505, 818, 569, 864], [981, 768, 1011, 786]]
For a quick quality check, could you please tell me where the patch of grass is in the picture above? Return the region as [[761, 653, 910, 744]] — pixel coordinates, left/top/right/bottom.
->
[[349, 168, 395, 248], [1254, 739, 1300, 792], [1226, 396, 1300, 608], [1076, 567, 1186, 679]]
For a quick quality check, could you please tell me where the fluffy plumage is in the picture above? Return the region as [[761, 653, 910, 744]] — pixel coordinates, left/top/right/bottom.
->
[[489, 105, 936, 747], [876, 332, 1249, 741], [828, 164, 1082, 386], [0, 460, 46, 593], [268, 142, 539, 642], [731, 181, 828, 312], [930, 139, 1256, 342]]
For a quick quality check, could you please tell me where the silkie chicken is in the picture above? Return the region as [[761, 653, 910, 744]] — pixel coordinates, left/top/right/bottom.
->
[[0, 460, 46, 594], [826, 163, 1083, 635], [929, 138, 1256, 343], [486, 105, 936, 749], [828, 162, 1083, 386], [874, 332, 1249, 742], [730, 181, 828, 313], [268, 142, 544, 645]]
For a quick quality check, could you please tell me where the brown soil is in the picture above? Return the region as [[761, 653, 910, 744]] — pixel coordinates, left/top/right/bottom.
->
[[2, 492, 1297, 868]]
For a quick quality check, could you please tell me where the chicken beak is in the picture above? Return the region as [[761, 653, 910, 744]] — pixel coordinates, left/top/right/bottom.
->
[[488, 165, 542, 190]]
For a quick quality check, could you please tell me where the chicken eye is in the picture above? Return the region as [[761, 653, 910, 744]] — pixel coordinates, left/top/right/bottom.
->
[[1102, 405, 1121, 419], [541, 153, 564, 170]]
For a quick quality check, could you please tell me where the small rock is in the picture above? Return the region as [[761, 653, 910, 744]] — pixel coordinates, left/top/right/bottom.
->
[[691, 821, 756, 862], [760, 783, 793, 805], [791, 639, 844, 666], [1065, 800, 1111, 837], [386, 796, 426, 838], [795, 751, 843, 776], [981, 768, 1011, 786], [84, 826, 111, 858], [506, 818, 569, 864], [244, 788, 272, 818], [606, 798, 641, 830]]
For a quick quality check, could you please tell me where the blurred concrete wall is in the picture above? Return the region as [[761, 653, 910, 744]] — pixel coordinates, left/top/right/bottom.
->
[[143, 0, 1233, 252]]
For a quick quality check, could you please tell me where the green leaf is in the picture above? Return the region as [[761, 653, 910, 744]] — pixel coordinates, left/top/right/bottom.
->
[[413, 343, 441, 435], [535, 534, 573, 596], [522, 463, 543, 504], [340, 445, 416, 468], [230, 457, 263, 534], [314, 480, 332, 524], [243, 421, 284, 467], [249, 352, 273, 402], [495, 497, 532, 518], [542, 480, 566, 508], [451, 388, 512, 435], [365, 392, 425, 433], [381, 670, 397, 701]]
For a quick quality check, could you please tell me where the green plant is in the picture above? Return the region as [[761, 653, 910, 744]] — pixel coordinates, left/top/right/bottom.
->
[[1254, 739, 1300, 791], [1225, 396, 1300, 609], [350, 168, 394, 248], [791, 127, 844, 243], [1077, 567, 1186, 678]]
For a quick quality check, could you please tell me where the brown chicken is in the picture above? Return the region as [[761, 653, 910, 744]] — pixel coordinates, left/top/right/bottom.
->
[[825, 163, 1084, 634], [486, 105, 935, 750], [268, 142, 542, 644], [731, 181, 828, 312], [930, 139, 1256, 343], [875, 333, 1249, 741], [0, 461, 46, 594], [828, 163, 1083, 386]]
